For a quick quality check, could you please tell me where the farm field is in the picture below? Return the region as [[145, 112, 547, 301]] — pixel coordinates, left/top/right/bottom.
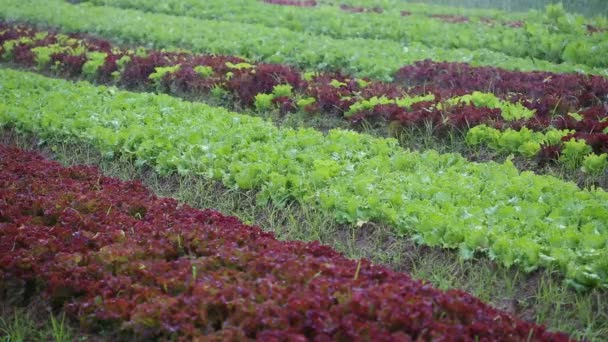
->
[[0, 0, 607, 341]]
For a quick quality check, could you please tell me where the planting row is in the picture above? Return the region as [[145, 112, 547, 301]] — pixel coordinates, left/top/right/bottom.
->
[[1, 0, 605, 82], [0, 144, 572, 340], [2, 23, 607, 169], [2, 68, 607, 289], [80, 0, 608, 68]]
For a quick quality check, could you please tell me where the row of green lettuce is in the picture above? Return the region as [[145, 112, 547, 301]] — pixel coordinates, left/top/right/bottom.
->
[[1, 67, 607, 290], [82, 0, 608, 68], [1, 0, 605, 81]]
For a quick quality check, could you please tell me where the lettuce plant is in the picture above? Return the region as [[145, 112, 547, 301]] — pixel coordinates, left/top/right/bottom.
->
[[560, 138, 593, 169], [582, 153, 608, 175]]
